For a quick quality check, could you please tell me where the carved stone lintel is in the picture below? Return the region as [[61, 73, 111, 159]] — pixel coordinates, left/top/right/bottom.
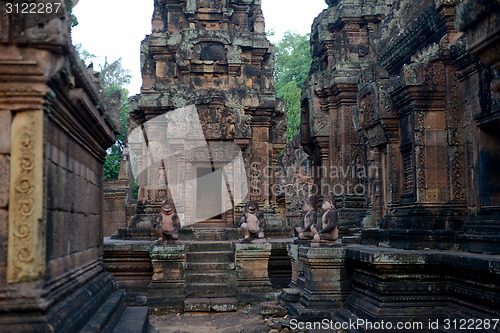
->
[[7, 110, 45, 283]]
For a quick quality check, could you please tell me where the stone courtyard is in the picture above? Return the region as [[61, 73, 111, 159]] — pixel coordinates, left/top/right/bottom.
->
[[1, 0, 500, 333]]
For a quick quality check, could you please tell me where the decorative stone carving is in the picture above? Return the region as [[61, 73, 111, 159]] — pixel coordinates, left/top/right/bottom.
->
[[293, 195, 317, 241], [311, 193, 339, 243], [7, 110, 44, 283], [127, 0, 284, 231], [154, 200, 180, 244], [239, 200, 265, 242]]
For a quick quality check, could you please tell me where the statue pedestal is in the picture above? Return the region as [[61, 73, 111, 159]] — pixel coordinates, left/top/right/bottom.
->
[[299, 245, 349, 309], [287, 243, 305, 288], [235, 243, 273, 303], [147, 245, 186, 312], [281, 244, 350, 320]]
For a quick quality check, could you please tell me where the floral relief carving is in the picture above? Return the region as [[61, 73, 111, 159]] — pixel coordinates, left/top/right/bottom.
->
[[7, 110, 45, 283]]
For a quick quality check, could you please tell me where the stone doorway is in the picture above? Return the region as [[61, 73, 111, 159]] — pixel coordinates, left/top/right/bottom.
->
[[479, 123, 500, 207], [195, 166, 224, 224]]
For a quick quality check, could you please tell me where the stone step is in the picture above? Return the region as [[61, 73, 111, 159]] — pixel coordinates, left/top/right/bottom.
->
[[184, 297, 238, 312], [185, 272, 236, 284], [112, 306, 149, 333], [279, 287, 302, 304], [193, 229, 227, 241], [81, 290, 125, 333], [342, 236, 361, 245], [286, 302, 334, 322], [185, 283, 236, 298], [335, 310, 363, 333], [186, 262, 236, 271], [186, 251, 234, 263], [188, 241, 233, 253]]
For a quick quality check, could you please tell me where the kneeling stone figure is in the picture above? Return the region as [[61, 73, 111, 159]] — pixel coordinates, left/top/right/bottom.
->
[[294, 195, 317, 240], [311, 193, 339, 243]]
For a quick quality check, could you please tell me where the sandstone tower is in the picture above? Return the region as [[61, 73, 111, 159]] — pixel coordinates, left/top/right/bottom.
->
[[127, 0, 286, 231]]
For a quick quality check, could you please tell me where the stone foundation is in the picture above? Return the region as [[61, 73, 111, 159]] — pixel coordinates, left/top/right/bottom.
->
[[103, 240, 153, 304], [280, 244, 350, 321], [148, 245, 186, 312], [346, 246, 500, 326], [235, 243, 273, 303], [104, 240, 287, 313]]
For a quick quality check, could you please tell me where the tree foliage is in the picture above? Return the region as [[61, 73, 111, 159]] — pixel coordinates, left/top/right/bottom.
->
[[76, 45, 131, 179], [100, 58, 131, 179], [274, 31, 311, 142]]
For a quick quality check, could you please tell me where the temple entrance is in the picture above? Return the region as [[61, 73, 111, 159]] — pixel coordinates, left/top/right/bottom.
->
[[195, 166, 223, 221], [479, 123, 500, 207]]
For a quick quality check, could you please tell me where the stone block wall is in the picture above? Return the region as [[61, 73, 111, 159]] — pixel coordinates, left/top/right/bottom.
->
[[103, 179, 128, 237], [0, 7, 123, 332], [45, 120, 104, 278]]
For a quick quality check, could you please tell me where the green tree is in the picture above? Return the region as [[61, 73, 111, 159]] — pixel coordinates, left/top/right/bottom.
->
[[76, 45, 131, 179], [100, 57, 132, 179], [274, 31, 312, 142], [65, 0, 79, 27]]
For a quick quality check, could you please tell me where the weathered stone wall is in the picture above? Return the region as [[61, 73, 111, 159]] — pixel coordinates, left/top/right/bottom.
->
[[103, 150, 134, 237], [0, 7, 123, 332], [300, 0, 500, 251], [276, 135, 314, 226], [45, 120, 104, 278]]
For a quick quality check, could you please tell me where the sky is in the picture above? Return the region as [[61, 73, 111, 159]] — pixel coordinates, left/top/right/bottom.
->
[[71, 0, 328, 96]]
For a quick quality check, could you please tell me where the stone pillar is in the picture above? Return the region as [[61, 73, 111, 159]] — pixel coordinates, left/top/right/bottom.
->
[[235, 243, 273, 302], [299, 245, 350, 309], [148, 245, 186, 312], [287, 243, 303, 288]]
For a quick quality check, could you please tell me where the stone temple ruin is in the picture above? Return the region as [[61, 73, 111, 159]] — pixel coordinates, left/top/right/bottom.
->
[[1, 0, 500, 332], [122, 0, 287, 238]]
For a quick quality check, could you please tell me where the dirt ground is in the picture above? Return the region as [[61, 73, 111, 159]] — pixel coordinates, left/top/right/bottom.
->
[[150, 305, 273, 333], [149, 305, 339, 333]]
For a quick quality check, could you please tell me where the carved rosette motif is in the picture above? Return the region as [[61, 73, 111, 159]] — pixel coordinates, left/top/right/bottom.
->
[[7, 110, 45, 283]]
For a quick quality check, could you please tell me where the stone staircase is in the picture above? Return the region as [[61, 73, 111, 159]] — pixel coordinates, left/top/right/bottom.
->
[[81, 289, 150, 333], [184, 241, 238, 311]]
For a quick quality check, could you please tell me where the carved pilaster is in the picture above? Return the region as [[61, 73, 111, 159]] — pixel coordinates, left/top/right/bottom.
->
[[7, 110, 45, 283]]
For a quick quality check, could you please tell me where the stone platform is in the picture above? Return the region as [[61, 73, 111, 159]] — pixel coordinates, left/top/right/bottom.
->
[[280, 243, 350, 321], [280, 242, 500, 331], [103, 238, 293, 314]]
